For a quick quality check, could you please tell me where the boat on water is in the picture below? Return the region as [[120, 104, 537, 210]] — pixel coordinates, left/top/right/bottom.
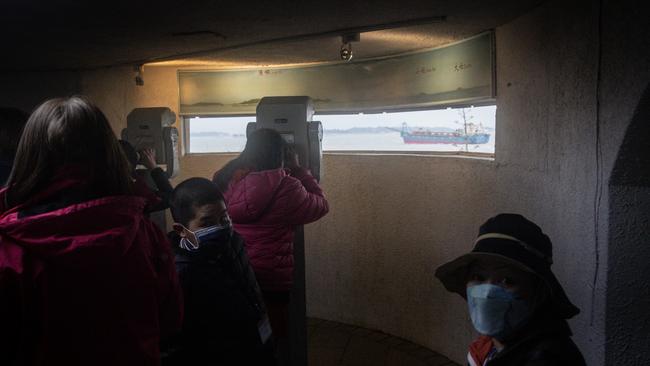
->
[[400, 122, 491, 145]]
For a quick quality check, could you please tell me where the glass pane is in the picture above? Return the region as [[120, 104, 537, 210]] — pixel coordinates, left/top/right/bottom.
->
[[187, 105, 495, 154], [188, 116, 251, 153], [317, 105, 495, 153]]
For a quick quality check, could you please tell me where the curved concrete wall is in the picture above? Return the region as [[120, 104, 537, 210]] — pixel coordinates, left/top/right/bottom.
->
[[608, 86, 650, 365], [305, 155, 494, 361], [2, 0, 650, 364]]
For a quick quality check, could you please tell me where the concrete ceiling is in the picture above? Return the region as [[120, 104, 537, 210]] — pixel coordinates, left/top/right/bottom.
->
[[2, 0, 543, 71]]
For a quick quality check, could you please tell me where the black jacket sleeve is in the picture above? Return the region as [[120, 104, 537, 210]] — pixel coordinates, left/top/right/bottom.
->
[[146, 167, 173, 212]]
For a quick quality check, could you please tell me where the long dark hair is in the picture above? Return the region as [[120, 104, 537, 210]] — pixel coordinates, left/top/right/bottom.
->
[[5, 96, 133, 207], [213, 128, 285, 191]]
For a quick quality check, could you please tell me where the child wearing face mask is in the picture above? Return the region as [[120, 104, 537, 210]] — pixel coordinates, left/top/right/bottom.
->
[[163, 178, 275, 366], [435, 214, 585, 366]]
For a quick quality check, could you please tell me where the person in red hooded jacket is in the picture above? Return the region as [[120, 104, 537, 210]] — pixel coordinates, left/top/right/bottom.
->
[[0, 96, 183, 366], [213, 128, 328, 347]]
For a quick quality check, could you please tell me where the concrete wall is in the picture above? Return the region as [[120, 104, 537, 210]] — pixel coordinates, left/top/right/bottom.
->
[[493, 1, 605, 363], [494, 1, 650, 365], [1, 0, 649, 364], [607, 55, 650, 366], [306, 155, 495, 358]]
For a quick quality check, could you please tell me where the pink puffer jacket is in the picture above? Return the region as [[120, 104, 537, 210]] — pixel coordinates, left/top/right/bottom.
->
[[222, 167, 328, 292]]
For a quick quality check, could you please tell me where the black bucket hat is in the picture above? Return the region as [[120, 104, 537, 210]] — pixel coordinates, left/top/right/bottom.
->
[[435, 213, 580, 319]]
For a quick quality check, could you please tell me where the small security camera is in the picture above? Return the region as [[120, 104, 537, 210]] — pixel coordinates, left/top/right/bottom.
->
[[134, 65, 144, 86], [340, 43, 353, 61], [339, 33, 359, 62]]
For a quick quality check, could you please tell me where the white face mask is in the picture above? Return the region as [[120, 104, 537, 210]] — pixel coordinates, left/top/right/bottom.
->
[[179, 223, 231, 251], [466, 284, 532, 339]]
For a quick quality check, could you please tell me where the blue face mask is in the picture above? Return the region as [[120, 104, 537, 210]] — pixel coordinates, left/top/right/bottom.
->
[[180, 224, 232, 251], [466, 284, 532, 339]]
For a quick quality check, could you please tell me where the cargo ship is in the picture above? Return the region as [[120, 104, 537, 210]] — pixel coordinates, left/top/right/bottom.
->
[[400, 122, 490, 145]]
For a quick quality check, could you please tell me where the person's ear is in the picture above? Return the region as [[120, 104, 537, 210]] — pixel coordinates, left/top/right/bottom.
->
[[172, 223, 188, 238]]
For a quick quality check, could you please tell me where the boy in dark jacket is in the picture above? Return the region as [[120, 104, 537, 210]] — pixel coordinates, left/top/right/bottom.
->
[[164, 177, 275, 366], [435, 214, 585, 366]]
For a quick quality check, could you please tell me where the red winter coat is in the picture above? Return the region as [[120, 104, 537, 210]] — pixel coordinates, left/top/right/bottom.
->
[[0, 169, 183, 366], [221, 167, 328, 292]]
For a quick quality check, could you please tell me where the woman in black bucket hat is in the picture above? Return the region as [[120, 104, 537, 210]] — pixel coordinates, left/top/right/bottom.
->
[[435, 213, 585, 366]]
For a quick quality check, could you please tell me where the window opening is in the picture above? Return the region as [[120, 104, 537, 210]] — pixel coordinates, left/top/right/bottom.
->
[[185, 105, 495, 155]]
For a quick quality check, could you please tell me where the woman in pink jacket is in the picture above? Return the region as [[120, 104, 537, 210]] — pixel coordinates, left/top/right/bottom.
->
[[213, 128, 328, 340]]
